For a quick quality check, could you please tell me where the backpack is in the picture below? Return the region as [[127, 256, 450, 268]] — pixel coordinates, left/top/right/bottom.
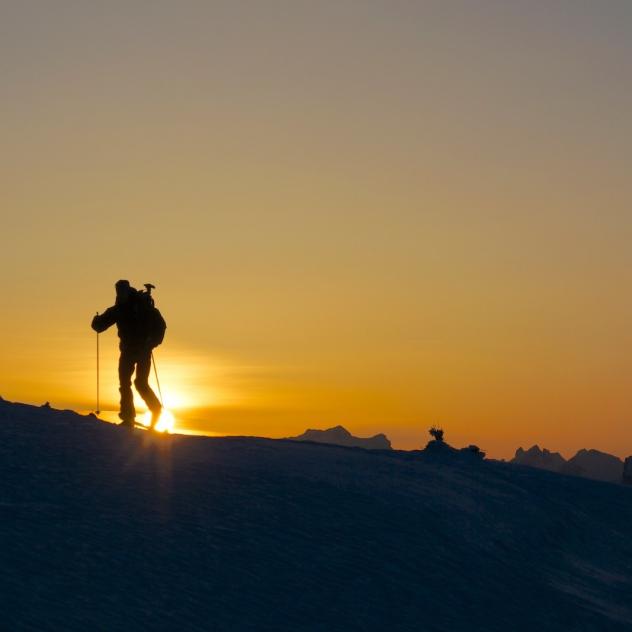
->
[[135, 284, 167, 348]]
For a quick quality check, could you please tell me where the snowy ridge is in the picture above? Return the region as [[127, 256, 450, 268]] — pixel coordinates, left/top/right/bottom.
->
[[1, 399, 632, 631]]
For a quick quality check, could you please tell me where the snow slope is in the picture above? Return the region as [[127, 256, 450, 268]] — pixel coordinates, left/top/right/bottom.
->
[[1, 399, 632, 631]]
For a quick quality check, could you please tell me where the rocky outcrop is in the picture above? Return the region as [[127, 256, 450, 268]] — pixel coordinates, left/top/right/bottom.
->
[[288, 425, 392, 450]]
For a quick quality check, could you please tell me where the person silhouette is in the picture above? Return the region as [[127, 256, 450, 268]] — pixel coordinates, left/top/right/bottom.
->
[[91, 280, 167, 429]]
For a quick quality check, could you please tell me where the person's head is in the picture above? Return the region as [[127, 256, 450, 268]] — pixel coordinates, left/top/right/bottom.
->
[[115, 279, 133, 304]]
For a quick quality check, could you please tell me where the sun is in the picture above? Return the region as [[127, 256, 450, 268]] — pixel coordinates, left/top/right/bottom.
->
[[142, 409, 176, 433]]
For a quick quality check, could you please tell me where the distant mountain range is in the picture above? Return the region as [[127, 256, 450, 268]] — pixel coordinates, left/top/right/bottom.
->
[[512, 445, 626, 483], [288, 430, 629, 483], [287, 425, 392, 450]]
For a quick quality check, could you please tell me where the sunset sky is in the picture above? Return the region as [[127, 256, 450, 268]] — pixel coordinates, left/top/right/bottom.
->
[[2, 1, 632, 458]]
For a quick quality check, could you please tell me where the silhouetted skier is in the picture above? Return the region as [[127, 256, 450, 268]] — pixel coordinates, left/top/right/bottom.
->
[[91, 280, 167, 429]]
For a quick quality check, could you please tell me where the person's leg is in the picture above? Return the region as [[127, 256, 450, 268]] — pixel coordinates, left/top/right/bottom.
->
[[118, 351, 136, 424], [134, 351, 162, 425]]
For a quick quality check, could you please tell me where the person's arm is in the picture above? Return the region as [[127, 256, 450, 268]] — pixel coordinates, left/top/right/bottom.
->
[[91, 306, 118, 333]]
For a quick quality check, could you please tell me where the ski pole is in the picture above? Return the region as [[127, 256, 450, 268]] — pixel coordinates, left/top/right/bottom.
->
[[151, 351, 164, 407], [95, 312, 100, 415]]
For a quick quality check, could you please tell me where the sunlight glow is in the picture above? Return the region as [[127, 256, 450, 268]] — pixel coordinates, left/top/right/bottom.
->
[[142, 409, 176, 433]]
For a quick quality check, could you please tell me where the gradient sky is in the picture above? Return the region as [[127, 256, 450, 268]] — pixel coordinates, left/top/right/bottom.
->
[[2, 1, 632, 458]]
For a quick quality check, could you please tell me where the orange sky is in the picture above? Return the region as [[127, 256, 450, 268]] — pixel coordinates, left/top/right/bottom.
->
[[2, 2, 632, 459]]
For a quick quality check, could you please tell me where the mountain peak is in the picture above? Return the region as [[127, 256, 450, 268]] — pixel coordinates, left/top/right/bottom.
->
[[288, 425, 391, 450], [512, 445, 566, 472]]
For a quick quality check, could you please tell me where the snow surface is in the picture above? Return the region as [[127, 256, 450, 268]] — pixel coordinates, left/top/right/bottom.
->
[[1, 399, 632, 631]]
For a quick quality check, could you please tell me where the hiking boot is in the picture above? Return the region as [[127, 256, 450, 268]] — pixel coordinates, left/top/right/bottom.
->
[[118, 418, 135, 429]]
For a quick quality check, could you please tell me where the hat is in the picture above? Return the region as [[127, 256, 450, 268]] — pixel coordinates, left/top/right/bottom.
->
[[115, 279, 131, 293]]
